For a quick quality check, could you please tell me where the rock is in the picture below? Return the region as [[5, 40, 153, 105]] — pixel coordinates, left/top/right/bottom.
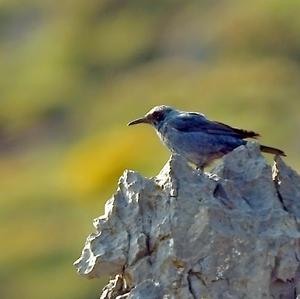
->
[[74, 142, 300, 299]]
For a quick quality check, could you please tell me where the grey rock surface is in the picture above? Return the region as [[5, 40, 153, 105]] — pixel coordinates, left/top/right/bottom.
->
[[74, 142, 300, 299]]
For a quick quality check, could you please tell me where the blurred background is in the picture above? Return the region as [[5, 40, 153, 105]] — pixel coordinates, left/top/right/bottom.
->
[[1, 0, 300, 298]]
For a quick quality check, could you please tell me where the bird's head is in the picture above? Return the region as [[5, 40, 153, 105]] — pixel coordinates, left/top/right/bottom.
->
[[128, 105, 174, 129]]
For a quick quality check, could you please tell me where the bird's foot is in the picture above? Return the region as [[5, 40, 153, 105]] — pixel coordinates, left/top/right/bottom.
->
[[196, 166, 204, 172]]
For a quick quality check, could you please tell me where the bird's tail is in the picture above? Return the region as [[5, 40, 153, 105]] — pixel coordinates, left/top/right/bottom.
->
[[260, 144, 286, 157]]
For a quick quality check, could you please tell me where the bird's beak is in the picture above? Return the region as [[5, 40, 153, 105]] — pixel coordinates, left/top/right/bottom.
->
[[127, 116, 150, 126]]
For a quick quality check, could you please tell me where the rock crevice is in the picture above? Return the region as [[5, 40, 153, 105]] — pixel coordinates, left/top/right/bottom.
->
[[74, 142, 300, 299]]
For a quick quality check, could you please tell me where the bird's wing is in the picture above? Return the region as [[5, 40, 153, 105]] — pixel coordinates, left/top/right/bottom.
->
[[170, 113, 260, 139]]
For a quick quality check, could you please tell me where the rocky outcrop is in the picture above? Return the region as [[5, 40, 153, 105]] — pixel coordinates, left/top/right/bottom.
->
[[74, 142, 300, 299]]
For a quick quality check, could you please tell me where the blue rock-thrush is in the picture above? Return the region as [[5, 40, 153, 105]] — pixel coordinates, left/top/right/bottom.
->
[[128, 105, 286, 169]]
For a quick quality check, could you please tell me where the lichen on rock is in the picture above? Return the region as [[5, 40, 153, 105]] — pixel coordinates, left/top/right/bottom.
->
[[74, 142, 300, 299]]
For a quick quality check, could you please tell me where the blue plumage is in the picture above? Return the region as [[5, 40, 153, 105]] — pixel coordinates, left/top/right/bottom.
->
[[128, 105, 285, 169]]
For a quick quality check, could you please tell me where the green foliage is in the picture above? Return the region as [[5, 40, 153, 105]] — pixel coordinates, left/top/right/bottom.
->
[[1, 1, 300, 298]]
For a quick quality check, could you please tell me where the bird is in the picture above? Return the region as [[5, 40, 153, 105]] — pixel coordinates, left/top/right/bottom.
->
[[127, 105, 286, 170]]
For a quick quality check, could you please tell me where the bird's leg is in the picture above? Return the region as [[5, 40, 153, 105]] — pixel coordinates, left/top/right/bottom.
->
[[196, 165, 204, 172]]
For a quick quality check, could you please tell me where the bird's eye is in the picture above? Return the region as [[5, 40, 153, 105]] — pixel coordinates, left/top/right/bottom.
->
[[152, 111, 163, 121]]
